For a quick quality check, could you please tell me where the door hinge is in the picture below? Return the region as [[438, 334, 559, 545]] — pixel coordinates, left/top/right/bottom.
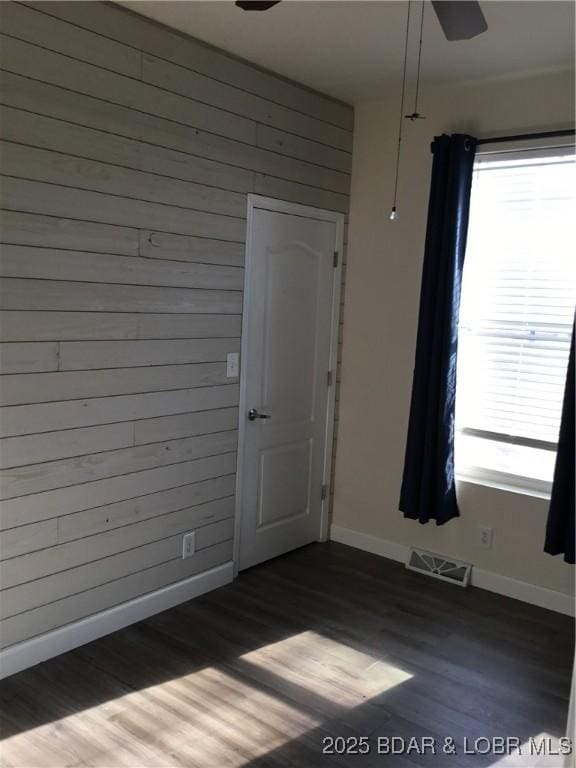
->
[[321, 484, 328, 501], [333, 251, 339, 268], [327, 370, 333, 387]]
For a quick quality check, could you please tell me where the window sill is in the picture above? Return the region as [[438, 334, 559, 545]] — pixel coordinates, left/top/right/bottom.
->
[[455, 471, 551, 501]]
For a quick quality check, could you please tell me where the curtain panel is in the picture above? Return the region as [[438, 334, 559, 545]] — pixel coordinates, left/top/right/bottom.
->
[[399, 133, 477, 525], [545, 322, 575, 564]]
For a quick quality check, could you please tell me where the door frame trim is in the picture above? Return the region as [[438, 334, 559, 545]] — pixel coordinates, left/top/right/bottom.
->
[[233, 194, 345, 576]]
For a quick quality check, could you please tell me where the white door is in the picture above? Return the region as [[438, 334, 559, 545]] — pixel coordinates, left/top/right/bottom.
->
[[237, 197, 343, 571]]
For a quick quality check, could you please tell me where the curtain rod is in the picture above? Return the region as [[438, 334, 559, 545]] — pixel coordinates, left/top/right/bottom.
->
[[477, 129, 575, 146]]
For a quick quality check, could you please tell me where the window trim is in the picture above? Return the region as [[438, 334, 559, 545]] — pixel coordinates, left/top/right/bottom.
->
[[456, 465, 552, 500], [475, 135, 575, 159], [455, 138, 575, 499]]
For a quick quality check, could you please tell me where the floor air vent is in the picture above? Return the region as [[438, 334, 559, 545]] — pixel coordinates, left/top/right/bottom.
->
[[406, 548, 472, 587]]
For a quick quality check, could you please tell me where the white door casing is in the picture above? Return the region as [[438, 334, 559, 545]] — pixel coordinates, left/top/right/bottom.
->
[[235, 196, 344, 573]]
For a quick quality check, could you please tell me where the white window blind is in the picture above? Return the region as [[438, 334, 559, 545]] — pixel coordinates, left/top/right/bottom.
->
[[455, 146, 576, 495]]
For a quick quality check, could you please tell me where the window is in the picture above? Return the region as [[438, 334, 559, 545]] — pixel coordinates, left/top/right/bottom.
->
[[456, 145, 576, 496]]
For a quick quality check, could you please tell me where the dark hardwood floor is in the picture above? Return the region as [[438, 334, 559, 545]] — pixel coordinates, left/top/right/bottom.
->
[[0, 542, 573, 767]]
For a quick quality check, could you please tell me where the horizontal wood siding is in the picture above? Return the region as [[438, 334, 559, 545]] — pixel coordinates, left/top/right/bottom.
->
[[0, 0, 352, 648]]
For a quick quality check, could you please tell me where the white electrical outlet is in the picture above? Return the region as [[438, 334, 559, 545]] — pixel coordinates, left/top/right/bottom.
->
[[478, 525, 494, 549], [182, 531, 196, 559], [226, 352, 239, 378]]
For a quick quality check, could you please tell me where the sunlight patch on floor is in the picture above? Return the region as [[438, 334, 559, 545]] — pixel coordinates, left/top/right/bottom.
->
[[1, 632, 414, 766], [0, 663, 324, 768], [240, 629, 413, 704]]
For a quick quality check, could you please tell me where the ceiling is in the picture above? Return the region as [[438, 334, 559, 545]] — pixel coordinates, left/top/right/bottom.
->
[[120, 1, 575, 104]]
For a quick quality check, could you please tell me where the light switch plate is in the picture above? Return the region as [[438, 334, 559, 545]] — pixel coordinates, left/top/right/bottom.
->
[[478, 525, 493, 549], [227, 352, 239, 378]]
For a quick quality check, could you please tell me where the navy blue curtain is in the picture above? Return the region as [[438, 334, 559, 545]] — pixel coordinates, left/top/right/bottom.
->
[[399, 133, 477, 525], [544, 323, 575, 564]]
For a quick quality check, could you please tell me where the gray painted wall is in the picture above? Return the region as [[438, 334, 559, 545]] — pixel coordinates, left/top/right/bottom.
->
[[0, 1, 353, 648]]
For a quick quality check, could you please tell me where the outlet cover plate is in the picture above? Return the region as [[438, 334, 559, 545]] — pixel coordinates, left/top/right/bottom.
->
[[182, 531, 196, 559]]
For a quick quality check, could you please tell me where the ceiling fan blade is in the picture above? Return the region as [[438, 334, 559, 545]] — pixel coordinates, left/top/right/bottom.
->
[[235, 1, 281, 10], [431, 1, 488, 40]]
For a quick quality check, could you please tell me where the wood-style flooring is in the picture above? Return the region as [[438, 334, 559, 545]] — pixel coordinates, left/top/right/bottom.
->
[[0, 542, 574, 767]]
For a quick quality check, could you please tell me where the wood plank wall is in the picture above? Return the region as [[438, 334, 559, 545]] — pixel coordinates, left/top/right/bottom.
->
[[0, 1, 352, 649]]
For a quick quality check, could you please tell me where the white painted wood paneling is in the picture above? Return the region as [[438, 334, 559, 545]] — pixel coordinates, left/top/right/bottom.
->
[[2, 385, 240, 437], [2, 106, 256, 196], [0, 423, 135, 470], [253, 174, 349, 214], [0, 430, 238, 500], [139, 231, 245, 267], [1, 505, 235, 592], [1, 517, 235, 619], [0, 70, 350, 194], [256, 124, 353, 173], [0, 35, 258, 145], [0, 244, 244, 291], [58, 474, 237, 543], [1, 177, 246, 242], [0, 210, 139, 255], [0, 453, 238, 529], [141, 54, 352, 151], [134, 408, 239, 445], [0, 312, 242, 342], [0, 363, 234, 406], [0, 277, 243, 314], [1, 1, 142, 77], [1, 536, 188, 618], [1, 142, 248, 219], [0, 411, 238, 470], [0, 519, 59, 561], [0, 342, 59, 374], [0, 0, 352, 650], [58, 338, 240, 371]]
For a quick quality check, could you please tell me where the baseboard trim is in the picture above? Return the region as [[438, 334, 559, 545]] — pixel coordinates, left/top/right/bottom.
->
[[0, 562, 234, 680], [330, 525, 575, 617]]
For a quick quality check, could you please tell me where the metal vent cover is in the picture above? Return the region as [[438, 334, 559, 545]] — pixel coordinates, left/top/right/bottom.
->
[[406, 547, 472, 587]]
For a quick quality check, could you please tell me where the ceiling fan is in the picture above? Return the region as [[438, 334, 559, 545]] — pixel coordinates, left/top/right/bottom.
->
[[235, 0, 488, 42]]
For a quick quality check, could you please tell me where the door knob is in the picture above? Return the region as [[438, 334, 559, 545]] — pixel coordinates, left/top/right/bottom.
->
[[248, 408, 271, 421]]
